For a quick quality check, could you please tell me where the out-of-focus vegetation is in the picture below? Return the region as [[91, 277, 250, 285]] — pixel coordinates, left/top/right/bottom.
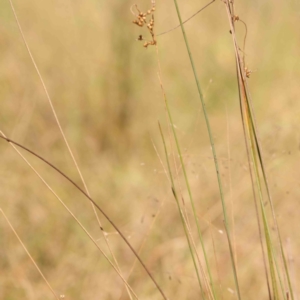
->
[[1, 0, 300, 299]]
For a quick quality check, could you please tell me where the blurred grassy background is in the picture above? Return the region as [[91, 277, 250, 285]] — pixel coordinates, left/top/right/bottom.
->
[[1, 0, 300, 299]]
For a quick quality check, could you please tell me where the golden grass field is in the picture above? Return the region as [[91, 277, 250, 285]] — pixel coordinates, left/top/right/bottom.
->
[[1, 0, 300, 299]]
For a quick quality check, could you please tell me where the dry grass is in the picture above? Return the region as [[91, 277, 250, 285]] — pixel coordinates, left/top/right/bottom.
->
[[1, 0, 300, 299]]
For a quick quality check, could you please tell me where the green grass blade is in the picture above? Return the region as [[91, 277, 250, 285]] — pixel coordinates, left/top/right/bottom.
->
[[162, 88, 216, 300], [223, 2, 292, 298], [244, 83, 295, 300], [172, 1, 240, 298]]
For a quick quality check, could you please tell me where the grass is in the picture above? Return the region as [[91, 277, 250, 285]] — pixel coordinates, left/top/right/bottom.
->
[[1, 0, 300, 299]]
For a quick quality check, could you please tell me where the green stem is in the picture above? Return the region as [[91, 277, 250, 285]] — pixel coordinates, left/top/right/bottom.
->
[[172, 1, 241, 299]]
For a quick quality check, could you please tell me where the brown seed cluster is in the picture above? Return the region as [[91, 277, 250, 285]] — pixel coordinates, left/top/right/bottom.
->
[[233, 15, 239, 22], [132, 2, 156, 48]]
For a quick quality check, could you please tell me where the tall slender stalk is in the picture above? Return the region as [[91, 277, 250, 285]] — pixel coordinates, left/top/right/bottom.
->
[[223, 1, 294, 299], [7, 0, 132, 297], [172, 0, 241, 298], [155, 30, 216, 299], [163, 88, 216, 300]]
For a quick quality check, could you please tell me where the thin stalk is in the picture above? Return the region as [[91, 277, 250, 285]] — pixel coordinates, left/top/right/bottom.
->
[[223, 2, 292, 298], [0, 134, 167, 300], [7, 0, 131, 297], [172, 0, 240, 298], [163, 88, 216, 300], [158, 123, 205, 298], [157, 0, 215, 36], [248, 118, 285, 299], [1, 132, 139, 299], [155, 38, 216, 298], [240, 41, 280, 300], [244, 81, 295, 300], [239, 95, 272, 300], [0, 209, 60, 300]]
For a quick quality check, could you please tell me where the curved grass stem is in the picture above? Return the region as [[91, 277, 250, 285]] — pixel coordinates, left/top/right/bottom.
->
[[0, 134, 167, 300]]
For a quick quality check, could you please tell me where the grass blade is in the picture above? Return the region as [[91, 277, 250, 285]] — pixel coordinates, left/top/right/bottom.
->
[[172, 0, 240, 298]]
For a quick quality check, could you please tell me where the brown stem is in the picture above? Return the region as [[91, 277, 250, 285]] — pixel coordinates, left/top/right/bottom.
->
[[0, 135, 167, 300]]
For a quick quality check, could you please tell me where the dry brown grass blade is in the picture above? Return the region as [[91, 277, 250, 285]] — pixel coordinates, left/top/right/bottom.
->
[[0, 131, 139, 300], [118, 197, 165, 300], [7, 0, 132, 297], [0, 209, 61, 300], [0, 134, 167, 300]]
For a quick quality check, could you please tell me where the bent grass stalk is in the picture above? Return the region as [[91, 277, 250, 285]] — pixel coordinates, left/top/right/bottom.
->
[[1, 131, 139, 299], [6, 1, 131, 298], [0, 134, 167, 300]]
